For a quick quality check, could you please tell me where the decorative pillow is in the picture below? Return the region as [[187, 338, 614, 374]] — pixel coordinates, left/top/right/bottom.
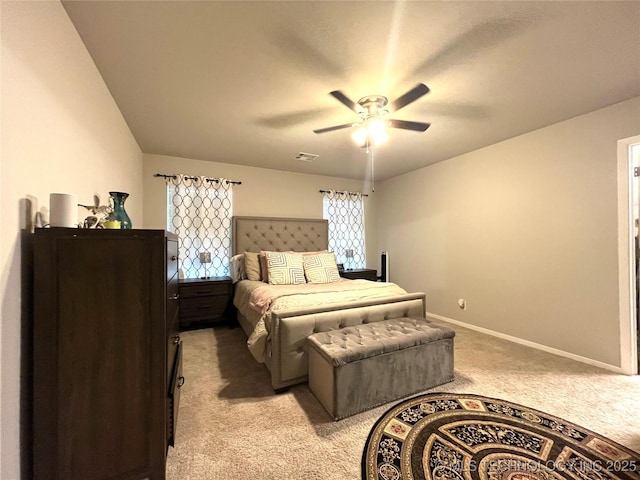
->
[[259, 250, 298, 282], [259, 251, 270, 283], [244, 252, 262, 281], [229, 254, 246, 283], [256, 250, 327, 283], [303, 252, 341, 284], [266, 252, 306, 285]]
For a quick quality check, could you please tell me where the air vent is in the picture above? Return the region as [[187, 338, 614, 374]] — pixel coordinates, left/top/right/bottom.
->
[[294, 152, 319, 162]]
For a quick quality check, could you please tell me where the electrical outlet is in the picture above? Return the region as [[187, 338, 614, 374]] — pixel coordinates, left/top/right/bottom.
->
[[457, 298, 466, 310]]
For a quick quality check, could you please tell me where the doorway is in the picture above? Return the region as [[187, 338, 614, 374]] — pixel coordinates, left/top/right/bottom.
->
[[633, 143, 640, 372], [617, 135, 640, 375]]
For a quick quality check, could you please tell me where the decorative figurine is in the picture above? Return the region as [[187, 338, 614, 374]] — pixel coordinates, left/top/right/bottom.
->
[[79, 195, 112, 228]]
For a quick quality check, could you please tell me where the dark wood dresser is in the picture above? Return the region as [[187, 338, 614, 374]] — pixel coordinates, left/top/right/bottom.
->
[[32, 228, 181, 480], [178, 276, 233, 329], [339, 268, 378, 281]]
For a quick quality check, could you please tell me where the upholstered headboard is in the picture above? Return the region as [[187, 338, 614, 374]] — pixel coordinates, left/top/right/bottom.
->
[[232, 216, 328, 254]]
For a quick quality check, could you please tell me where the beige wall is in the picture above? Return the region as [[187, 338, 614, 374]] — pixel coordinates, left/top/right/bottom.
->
[[378, 97, 640, 368], [142, 154, 379, 268], [0, 2, 143, 477]]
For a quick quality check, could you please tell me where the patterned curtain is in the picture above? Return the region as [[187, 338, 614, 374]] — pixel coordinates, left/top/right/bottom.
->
[[166, 175, 233, 279], [322, 190, 366, 270]]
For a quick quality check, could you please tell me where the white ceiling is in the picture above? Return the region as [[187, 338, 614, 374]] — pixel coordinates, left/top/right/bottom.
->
[[62, 1, 640, 182]]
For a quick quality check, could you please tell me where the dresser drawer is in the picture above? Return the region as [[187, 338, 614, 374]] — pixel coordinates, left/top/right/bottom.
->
[[168, 340, 184, 447], [180, 296, 229, 319], [180, 282, 230, 298], [178, 277, 233, 328], [167, 274, 179, 325], [167, 239, 178, 281]]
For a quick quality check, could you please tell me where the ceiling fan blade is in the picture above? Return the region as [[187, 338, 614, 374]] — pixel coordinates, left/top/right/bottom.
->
[[407, 17, 533, 81], [313, 122, 355, 134], [273, 31, 346, 80], [329, 90, 360, 113], [390, 83, 430, 112], [389, 119, 431, 132], [255, 107, 334, 129]]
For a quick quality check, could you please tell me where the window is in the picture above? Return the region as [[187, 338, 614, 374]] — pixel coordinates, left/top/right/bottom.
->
[[166, 175, 233, 279], [322, 190, 366, 269]]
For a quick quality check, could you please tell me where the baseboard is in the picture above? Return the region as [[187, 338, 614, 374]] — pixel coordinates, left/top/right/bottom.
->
[[427, 312, 626, 375]]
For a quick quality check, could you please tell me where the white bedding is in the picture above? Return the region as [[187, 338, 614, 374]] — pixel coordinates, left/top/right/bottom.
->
[[233, 279, 408, 363]]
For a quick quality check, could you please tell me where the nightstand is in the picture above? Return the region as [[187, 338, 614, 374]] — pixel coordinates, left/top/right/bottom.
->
[[178, 276, 233, 329], [339, 268, 378, 281]]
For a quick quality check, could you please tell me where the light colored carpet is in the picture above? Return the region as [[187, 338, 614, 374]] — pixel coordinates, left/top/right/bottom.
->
[[166, 321, 640, 479]]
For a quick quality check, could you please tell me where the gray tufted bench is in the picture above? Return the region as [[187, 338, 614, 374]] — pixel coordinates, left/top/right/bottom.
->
[[307, 317, 455, 420]]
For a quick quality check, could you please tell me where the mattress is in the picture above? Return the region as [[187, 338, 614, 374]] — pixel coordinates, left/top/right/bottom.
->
[[233, 278, 408, 363]]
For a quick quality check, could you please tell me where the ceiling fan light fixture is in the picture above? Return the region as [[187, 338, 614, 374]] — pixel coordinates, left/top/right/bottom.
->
[[368, 118, 386, 137], [352, 126, 368, 146], [352, 119, 389, 147], [373, 129, 389, 146]]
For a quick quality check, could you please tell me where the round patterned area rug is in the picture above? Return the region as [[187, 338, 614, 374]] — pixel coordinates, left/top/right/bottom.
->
[[362, 392, 640, 480]]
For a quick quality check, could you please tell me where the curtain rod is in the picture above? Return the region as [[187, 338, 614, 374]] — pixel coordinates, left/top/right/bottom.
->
[[319, 189, 368, 197], [154, 173, 241, 185]]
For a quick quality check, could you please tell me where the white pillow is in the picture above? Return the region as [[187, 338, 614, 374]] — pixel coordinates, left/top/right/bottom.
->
[[266, 252, 306, 285], [229, 254, 246, 283], [303, 252, 340, 284]]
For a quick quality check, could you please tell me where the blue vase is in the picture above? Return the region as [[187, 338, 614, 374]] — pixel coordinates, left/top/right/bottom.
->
[[108, 191, 132, 229]]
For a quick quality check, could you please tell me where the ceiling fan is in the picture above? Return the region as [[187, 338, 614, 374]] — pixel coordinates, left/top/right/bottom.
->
[[313, 83, 431, 146]]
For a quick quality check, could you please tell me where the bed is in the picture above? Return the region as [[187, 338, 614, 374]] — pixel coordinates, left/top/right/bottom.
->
[[232, 216, 426, 391]]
